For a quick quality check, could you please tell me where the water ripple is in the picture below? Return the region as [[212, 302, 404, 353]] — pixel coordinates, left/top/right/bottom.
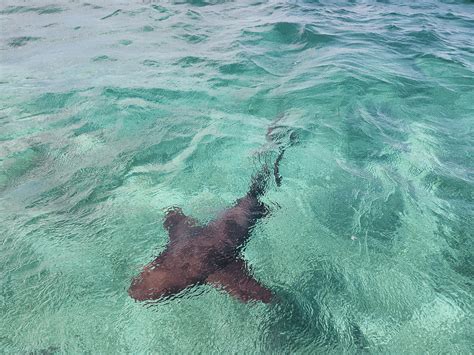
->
[[1, 0, 473, 352]]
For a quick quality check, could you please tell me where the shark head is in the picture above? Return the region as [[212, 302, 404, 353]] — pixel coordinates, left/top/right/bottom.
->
[[128, 265, 190, 301]]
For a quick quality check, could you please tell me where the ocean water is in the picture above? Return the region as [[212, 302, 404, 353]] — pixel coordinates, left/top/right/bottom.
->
[[1, 0, 473, 352]]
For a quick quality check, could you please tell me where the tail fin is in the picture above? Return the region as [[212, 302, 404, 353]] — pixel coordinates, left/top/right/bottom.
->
[[248, 164, 271, 198], [266, 114, 299, 188], [248, 116, 296, 198]]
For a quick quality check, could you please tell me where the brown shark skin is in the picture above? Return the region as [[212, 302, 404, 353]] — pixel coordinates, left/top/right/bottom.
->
[[128, 190, 273, 303], [129, 120, 292, 303]]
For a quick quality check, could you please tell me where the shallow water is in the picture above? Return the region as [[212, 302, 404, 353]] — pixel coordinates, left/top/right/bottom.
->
[[1, 0, 473, 353]]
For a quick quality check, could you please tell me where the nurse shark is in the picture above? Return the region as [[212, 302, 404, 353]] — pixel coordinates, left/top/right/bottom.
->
[[129, 122, 294, 303]]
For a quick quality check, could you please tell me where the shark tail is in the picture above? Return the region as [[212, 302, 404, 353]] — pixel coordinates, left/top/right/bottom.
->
[[248, 116, 297, 198], [248, 164, 271, 198], [248, 147, 286, 198]]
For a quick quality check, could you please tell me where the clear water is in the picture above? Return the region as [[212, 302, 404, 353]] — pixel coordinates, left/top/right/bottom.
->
[[1, 0, 473, 353]]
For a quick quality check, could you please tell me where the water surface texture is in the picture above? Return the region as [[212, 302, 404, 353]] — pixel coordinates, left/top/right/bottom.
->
[[1, 0, 473, 352]]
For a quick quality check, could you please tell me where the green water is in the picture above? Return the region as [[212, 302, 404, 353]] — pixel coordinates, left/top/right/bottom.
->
[[1, 0, 473, 353]]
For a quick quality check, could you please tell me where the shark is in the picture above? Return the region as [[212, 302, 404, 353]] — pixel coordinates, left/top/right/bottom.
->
[[128, 123, 292, 303]]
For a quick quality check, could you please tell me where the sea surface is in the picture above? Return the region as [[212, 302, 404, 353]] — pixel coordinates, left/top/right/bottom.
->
[[1, 0, 473, 353]]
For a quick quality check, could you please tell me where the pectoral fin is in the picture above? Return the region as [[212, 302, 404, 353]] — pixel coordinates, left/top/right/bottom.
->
[[206, 259, 272, 303], [163, 207, 198, 242]]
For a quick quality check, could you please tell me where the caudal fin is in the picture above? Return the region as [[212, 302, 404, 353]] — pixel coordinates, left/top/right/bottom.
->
[[248, 115, 298, 197]]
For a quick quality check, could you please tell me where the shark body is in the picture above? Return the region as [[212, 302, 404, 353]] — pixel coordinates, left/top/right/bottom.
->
[[129, 123, 291, 303], [128, 169, 274, 302]]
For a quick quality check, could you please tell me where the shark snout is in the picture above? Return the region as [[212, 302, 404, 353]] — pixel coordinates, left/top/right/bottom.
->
[[129, 279, 168, 301], [128, 273, 161, 301], [128, 277, 149, 301], [128, 269, 186, 302]]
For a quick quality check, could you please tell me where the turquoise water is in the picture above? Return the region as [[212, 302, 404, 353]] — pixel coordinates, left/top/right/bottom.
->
[[1, 0, 473, 352]]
